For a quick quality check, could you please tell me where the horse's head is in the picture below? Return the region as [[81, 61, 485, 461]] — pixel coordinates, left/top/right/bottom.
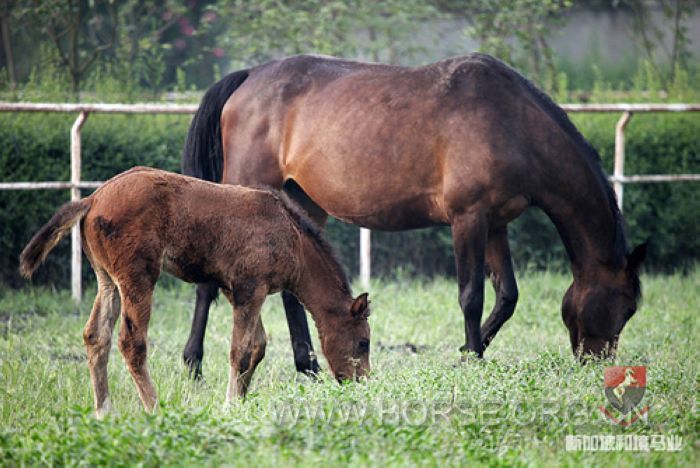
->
[[562, 243, 647, 360], [320, 293, 371, 382]]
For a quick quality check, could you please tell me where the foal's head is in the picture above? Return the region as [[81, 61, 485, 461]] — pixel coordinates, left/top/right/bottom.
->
[[562, 243, 647, 360], [320, 293, 371, 382]]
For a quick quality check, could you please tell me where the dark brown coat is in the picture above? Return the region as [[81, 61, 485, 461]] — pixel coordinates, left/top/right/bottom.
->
[[183, 53, 646, 361]]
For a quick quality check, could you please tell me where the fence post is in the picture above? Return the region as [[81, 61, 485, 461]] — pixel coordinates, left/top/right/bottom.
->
[[614, 111, 632, 211], [71, 111, 89, 302], [360, 228, 371, 290]]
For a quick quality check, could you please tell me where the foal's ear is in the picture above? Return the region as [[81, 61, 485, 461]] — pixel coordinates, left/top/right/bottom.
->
[[627, 242, 648, 272], [351, 293, 370, 319]]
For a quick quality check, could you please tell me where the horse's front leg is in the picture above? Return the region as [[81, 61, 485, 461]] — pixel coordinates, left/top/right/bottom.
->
[[451, 213, 488, 358], [183, 282, 218, 379], [282, 291, 320, 375], [281, 181, 325, 376], [480, 227, 519, 350], [223, 286, 268, 404]]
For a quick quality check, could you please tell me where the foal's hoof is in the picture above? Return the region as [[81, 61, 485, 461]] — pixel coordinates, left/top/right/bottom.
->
[[95, 398, 112, 420]]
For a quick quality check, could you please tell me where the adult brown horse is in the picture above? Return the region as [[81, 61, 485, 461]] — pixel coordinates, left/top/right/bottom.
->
[[182, 53, 646, 377]]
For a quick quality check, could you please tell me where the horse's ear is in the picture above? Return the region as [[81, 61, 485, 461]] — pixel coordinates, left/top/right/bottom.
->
[[351, 293, 370, 319], [627, 242, 648, 272]]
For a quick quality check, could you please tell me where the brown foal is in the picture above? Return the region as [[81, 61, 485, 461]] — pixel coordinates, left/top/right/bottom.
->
[[20, 166, 370, 417]]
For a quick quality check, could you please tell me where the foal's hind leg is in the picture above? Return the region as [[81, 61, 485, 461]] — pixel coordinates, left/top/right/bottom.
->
[[480, 227, 519, 350], [117, 280, 158, 412], [83, 270, 120, 418]]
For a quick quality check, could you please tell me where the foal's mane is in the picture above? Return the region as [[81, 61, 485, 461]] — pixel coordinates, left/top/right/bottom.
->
[[254, 186, 352, 295], [472, 54, 630, 273]]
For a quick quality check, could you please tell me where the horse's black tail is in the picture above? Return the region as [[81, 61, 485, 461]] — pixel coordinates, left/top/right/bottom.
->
[[182, 69, 250, 181]]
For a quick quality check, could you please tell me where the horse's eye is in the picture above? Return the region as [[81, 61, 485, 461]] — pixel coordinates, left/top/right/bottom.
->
[[358, 339, 370, 353]]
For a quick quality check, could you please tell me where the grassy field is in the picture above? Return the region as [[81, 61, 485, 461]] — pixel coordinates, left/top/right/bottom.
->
[[0, 270, 697, 466]]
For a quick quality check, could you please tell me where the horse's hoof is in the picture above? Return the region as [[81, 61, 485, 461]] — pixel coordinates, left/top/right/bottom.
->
[[95, 398, 112, 420], [184, 356, 204, 381], [459, 346, 484, 361], [302, 366, 321, 381], [296, 354, 321, 378]]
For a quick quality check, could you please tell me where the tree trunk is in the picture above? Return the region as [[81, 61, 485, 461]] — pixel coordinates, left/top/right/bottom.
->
[[0, 0, 16, 90], [669, 0, 682, 83], [69, 0, 81, 100]]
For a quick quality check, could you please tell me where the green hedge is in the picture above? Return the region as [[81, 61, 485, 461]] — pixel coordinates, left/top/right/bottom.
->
[[1, 112, 698, 288], [0, 113, 190, 288]]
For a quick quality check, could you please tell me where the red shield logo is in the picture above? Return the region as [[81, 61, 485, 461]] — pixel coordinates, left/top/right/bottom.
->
[[599, 366, 648, 425]]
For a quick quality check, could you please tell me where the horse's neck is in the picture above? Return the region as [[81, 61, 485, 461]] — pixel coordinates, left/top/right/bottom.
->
[[537, 160, 625, 281], [291, 236, 351, 318]]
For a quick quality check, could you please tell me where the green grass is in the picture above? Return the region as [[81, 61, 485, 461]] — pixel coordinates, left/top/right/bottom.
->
[[1, 270, 697, 466]]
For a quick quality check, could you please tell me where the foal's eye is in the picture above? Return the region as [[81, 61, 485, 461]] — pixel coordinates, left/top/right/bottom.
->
[[358, 339, 370, 353]]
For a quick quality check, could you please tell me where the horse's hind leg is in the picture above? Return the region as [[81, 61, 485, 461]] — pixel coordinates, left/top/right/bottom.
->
[[480, 227, 519, 350], [451, 212, 488, 358], [282, 291, 319, 374], [83, 270, 120, 418], [117, 279, 158, 412], [183, 282, 218, 379]]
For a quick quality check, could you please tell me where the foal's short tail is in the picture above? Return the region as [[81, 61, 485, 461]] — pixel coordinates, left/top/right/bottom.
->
[[19, 198, 92, 279]]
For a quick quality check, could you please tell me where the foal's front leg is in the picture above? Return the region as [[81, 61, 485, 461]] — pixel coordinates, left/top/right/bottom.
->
[[223, 286, 268, 405]]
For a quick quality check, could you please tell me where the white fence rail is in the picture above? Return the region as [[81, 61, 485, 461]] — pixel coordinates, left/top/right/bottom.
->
[[0, 102, 699, 300]]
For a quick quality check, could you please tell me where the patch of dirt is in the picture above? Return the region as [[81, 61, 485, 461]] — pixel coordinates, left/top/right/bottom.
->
[[376, 341, 428, 354]]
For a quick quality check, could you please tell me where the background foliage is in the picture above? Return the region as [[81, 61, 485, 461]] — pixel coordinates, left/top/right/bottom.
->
[[0, 0, 699, 287], [1, 110, 698, 287]]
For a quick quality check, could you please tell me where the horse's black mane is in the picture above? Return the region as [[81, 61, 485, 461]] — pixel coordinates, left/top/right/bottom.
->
[[474, 54, 630, 273], [254, 185, 351, 295]]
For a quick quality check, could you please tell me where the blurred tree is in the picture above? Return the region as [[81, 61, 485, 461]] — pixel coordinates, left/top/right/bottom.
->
[[622, 0, 695, 85], [110, 0, 186, 94], [19, 0, 119, 97], [436, 0, 573, 91], [0, 0, 16, 90], [356, 0, 439, 63], [208, 0, 439, 69]]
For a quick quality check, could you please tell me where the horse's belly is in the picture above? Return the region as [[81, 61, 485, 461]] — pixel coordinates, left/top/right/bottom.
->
[[337, 208, 446, 231], [285, 143, 447, 229], [308, 185, 448, 230], [163, 254, 220, 285]]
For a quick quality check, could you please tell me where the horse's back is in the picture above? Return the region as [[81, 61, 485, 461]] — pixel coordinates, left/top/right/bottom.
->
[[221, 54, 546, 228]]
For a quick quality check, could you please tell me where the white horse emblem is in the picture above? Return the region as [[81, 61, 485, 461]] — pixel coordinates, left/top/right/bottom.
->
[[613, 367, 637, 405]]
